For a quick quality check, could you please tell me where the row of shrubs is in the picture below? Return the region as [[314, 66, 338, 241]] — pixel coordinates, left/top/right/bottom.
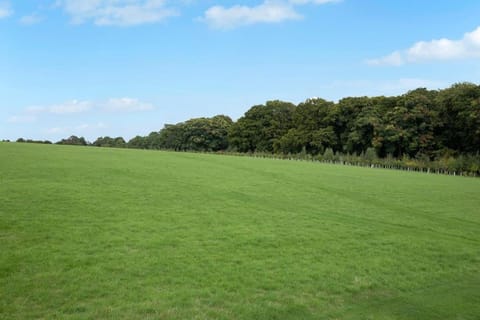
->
[[212, 147, 480, 177]]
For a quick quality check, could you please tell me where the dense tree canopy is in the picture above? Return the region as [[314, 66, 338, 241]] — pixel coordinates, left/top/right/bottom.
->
[[126, 115, 233, 152], [435, 83, 480, 154], [225, 84, 478, 159], [93, 136, 126, 148], [274, 98, 336, 154], [228, 100, 296, 152], [55, 135, 87, 146]]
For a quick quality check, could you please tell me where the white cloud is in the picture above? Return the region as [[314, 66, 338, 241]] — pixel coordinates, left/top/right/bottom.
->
[[367, 51, 404, 67], [289, 0, 341, 4], [201, 0, 341, 30], [50, 100, 93, 114], [0, 1, 13, 19], [367, 26, 480, 66], [202, 1, 301, 29], [46, 122, 107, 135], [26, 100, 93, 114], [76, 122, 107, 130], [103, 97, 154, 112], [7, 115, 36, 124], [56, 0, 177, 26], [46, 127, 64, 134], [25, 98, 154, 114], [19, 13, 43, 25]]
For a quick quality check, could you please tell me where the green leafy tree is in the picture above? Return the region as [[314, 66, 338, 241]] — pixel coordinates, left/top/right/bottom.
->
[[323, 148, 334, 161], [229, 100, 295, 152], [127, 136, 148, 149], [56, 135, 88, 146], [276, 98, 336, 155], [155, 115, 233, 151], [337, 97, 380, 155], [435, 82, 480, 154]]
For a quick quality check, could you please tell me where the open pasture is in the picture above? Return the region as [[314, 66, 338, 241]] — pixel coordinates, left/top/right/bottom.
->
[[1, 142, 479, 319]]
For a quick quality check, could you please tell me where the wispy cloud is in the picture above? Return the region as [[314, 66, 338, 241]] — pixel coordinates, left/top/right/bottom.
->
[[27, 100, 93, 114], [289, 0, 341, 4], [367, 26, 480, 66], [7, 115, 36, 124], [46, 122, 107, 135], [202, 1, 300, 30], [201, 0, 340, 30], [19, 13, 43, 25], [26, 98, 155, 114], [76, 122, 107, 130], [8, 98, 154, 125], [55, 0, 177, 26], [103, 97, 154, 112], [0, 1, 13, 19]]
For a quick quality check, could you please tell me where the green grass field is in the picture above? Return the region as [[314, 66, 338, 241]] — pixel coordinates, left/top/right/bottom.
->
[[1, 142, 479, 319]]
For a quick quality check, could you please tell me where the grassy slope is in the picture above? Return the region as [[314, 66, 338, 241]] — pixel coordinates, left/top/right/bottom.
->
[[1, 142, 479, 319]]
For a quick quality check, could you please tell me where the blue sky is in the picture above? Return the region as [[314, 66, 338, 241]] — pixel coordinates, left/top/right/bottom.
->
[[2, 0, 480, 142]]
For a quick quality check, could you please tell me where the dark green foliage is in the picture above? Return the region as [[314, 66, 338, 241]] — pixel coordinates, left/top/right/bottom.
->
[[336, 96, 377, 155], [181, 115, 233, 151], [148, 115, 233, 151], [274, 98, 336, 154], [228, 100, 295, 152], [226, 84, 478, 160], [15, 138, 52, 144], [323, 147, 334, 161], [372, 90, 439, 158], [93, 136, 126, 148], [364, 147, 377, 164], [435, 83, 480, 154], [55, 135, 87, 146], [126, 135, 148, 149]]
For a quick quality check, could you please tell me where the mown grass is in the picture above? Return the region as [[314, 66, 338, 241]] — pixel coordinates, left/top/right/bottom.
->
[[1, 142, 479, 319]]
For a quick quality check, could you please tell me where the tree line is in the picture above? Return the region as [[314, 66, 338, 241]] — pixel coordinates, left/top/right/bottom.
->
[[14, 82, 480, 176]]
